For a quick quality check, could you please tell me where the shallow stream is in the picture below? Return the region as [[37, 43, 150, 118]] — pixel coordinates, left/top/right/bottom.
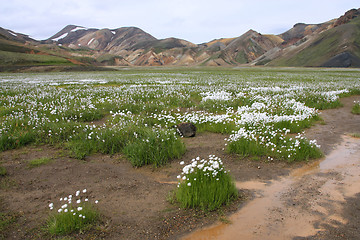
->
[[183, 135, 360, 240]]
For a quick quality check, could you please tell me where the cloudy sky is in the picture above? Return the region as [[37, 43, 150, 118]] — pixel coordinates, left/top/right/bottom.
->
[[1, 0, 358, 44]]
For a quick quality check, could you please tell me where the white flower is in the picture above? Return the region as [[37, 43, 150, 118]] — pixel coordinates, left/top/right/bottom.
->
[[64, 209, 68, 213], [49, 203, 54, 208], [180, 161, 185, 165], [58, 209, 63, 213], [82, 189, 87, 193], [76, 190, 80, 196], [77, 207, 83, 211], [85, 198, 88, 202], [95, 200, 99, 204], [187, 182, 191, 187], [177, 175, 181, 179], [76, 199, 81, 204]]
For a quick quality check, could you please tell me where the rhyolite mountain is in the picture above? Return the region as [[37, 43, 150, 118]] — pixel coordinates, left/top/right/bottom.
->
[[1, 8, 360, 71]]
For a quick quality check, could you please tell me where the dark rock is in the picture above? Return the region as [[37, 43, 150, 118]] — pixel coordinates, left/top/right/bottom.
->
[[175, 122, 197, 137], [321, 52, 360, 68]]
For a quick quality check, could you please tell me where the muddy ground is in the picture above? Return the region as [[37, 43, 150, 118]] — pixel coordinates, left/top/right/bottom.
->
[[0, 96, 359, 240]]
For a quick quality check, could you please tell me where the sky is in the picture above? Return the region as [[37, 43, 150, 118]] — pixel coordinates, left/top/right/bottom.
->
[[0, 0, 359, 44]]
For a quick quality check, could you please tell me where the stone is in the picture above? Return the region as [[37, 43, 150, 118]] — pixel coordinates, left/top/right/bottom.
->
[[175, 122, 197, 137]]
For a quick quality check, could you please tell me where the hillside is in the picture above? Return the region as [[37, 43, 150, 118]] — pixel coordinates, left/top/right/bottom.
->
[[266, 8, 360, 67], [0, 27, 112, 71], [1, 8, 360, 71]]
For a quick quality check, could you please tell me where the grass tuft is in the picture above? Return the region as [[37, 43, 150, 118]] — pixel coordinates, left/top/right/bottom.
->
[[351, 101, 360, 115], [175, 156, 238, 211], [47, 189, 100, 236], [123, 129, 185, 167], [47, 203, 99, 235]]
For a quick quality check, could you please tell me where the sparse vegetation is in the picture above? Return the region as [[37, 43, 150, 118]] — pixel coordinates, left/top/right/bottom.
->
[[0, 166, 6, 176], [349, 133, 360, 138], [0, 212, 18, 238], [28, 157, 52, 168], [0, 50, 73, 66]]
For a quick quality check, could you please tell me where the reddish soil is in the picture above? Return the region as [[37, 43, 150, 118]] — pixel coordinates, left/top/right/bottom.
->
[[0, 96, 359, 240]]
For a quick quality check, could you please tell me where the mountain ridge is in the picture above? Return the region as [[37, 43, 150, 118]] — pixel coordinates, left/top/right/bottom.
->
[[1, 8, 360, 71]]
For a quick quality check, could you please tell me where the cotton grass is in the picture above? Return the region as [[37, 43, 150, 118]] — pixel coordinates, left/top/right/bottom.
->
[[176, 155, 238, 210]]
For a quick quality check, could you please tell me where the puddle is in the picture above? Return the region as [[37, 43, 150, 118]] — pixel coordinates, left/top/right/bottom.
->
[[182, 136, 360, 240]]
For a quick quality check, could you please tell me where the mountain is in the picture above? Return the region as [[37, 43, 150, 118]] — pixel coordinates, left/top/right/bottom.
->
[[1, 8, 360, 71], [0, 27, 106, 72], [0, 27, 36, 43], [46, 26, 284, 66], [47, 25, 157, 51], [198, 30, 282, 66], [266, 8, 360, 67]]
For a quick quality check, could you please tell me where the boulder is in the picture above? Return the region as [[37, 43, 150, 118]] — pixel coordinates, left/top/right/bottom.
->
[[175, 122, 197, 137]]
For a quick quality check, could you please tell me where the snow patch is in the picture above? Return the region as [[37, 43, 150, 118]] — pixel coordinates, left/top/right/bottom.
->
[[71, 27, 87, 32], [111, 31, 116, 35], [52, 32, 68, 41], [8, 31, 17, 37], [88, 38, 95, 45]]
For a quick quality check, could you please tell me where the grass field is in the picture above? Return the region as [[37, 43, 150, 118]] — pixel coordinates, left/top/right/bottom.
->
[[0, 67, 359, 164]]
